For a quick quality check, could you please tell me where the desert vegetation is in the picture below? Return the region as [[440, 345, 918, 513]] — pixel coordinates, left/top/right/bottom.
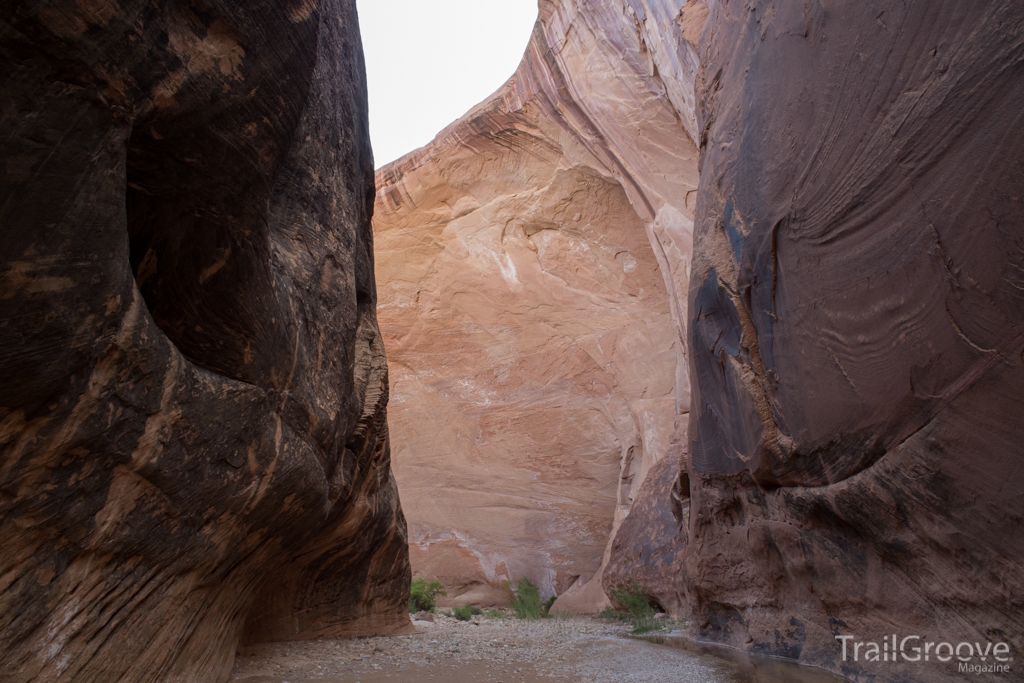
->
[[408, 577, 447, 613], [600, 580, 665, 634]]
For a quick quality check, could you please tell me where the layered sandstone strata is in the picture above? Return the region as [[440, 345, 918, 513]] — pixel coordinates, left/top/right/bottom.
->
[[374, 115, 678, 607], [374, 0, 706, 609], [685, 0, 1024, 680], [0, 1, 409, 681], [379, 1, 1024, 681]]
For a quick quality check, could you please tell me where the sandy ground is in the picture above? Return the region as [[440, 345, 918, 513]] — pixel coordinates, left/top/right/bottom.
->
[[231, 614, 846, 683]]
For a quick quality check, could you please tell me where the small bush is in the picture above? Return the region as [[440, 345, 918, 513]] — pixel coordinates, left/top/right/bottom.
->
[[543, 595, 557, 615], [451, 605, 482, 621], [630, 615, 662, 634], [408, 577, 447, 613], [610, 579, 655, 620], [484, 608, 506, 619], [608, 579, 662, 634], [507, 577, 544, 620]]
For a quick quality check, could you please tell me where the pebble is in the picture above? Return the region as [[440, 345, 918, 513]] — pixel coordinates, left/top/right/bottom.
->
[[230, 613, 728, 683]]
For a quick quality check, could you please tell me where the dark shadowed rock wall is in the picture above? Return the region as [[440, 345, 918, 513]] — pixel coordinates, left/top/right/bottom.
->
[[603, 423, 689, 615], [0, 0, 410, 681], [686, 0, 1024, 679]]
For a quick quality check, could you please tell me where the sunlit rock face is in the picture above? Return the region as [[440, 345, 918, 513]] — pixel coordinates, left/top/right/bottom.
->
[[686, 0, 1024, 679], [374, 0, 705, 609], [0, 1, 410, 681], [381, 0, 1024, 678], [374, 118, 678, 608]]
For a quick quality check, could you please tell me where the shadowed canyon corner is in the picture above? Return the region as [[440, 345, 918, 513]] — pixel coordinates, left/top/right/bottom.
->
[[1, 1, 1022, 683], [0, 0, 410, 680]]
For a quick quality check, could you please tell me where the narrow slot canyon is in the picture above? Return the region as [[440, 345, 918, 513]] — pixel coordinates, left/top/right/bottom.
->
[[1, 1, 1022, 683]]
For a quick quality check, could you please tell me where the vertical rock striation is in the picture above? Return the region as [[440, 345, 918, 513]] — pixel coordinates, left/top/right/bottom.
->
[[686, 0, 1024, 679], [0, 1, 410, 681]]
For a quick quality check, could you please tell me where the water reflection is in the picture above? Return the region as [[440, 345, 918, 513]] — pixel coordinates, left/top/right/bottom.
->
[[642, 633, 850, 683]]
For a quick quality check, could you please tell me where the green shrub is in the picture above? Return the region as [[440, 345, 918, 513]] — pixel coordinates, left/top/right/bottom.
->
[[543, 595, 557, 615], [408, 577, 447, 613], [451, 605, 482, 621], [630, 615, 662, 634], [610, 579, 655, 620], [484, 608, 505, 618], [608, 579, 663, 634], [507, 577, 545, 620]]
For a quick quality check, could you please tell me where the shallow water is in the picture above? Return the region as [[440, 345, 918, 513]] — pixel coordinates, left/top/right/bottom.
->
[[642, 633, 849, 683]]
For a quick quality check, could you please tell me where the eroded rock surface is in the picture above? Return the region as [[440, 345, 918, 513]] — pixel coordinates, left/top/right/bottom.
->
[[686, 0, 1024, 680], [378, 0, 1023, 680], [374, 0, 706, 610], [603, 424, 688, 615], [0, 1, 409, 681], [375, 114, 678, 608]]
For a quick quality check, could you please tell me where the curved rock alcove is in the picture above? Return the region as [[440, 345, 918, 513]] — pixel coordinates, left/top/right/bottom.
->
[[0, 1, 410, 681]]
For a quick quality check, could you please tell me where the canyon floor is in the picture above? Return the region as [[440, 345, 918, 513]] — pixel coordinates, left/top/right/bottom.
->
[[231, 615, 846, 683]]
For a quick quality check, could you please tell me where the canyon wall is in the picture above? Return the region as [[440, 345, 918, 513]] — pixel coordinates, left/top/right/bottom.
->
[[374, 0, 705, 609], [379, 0, 1024, 680], [685, 0, 1024, 680], [0, 1, 409, 681]]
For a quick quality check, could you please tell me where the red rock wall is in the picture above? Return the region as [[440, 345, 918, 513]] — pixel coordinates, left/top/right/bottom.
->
[[0, 1, 410, 681], [603, 423, 689, 615], [369, 2, 1024, 678], [685, 0, 1024, 679], [374, 0, 706, 612], [374, 53, 680, 610]]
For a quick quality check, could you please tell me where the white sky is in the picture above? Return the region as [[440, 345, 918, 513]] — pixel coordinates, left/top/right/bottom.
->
[[356, 0, 539, 168]]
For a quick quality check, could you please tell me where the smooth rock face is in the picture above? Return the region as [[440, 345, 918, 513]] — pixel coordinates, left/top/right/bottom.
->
[[0, 1, 409, 681], [686, 0, 1024, 679], [375, 115, 677, 607], [375, 0, 706, 609]]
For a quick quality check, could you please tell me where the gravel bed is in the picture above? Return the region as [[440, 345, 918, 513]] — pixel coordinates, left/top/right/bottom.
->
[[231, 613, 731, 683]]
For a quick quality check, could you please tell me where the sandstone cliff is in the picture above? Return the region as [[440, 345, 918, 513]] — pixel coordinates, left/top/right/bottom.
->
[[377, 0, 1024, 681], [685, 1, 1024, 679], [374, 0, 705, 609], [0, 1, 409, 681]]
